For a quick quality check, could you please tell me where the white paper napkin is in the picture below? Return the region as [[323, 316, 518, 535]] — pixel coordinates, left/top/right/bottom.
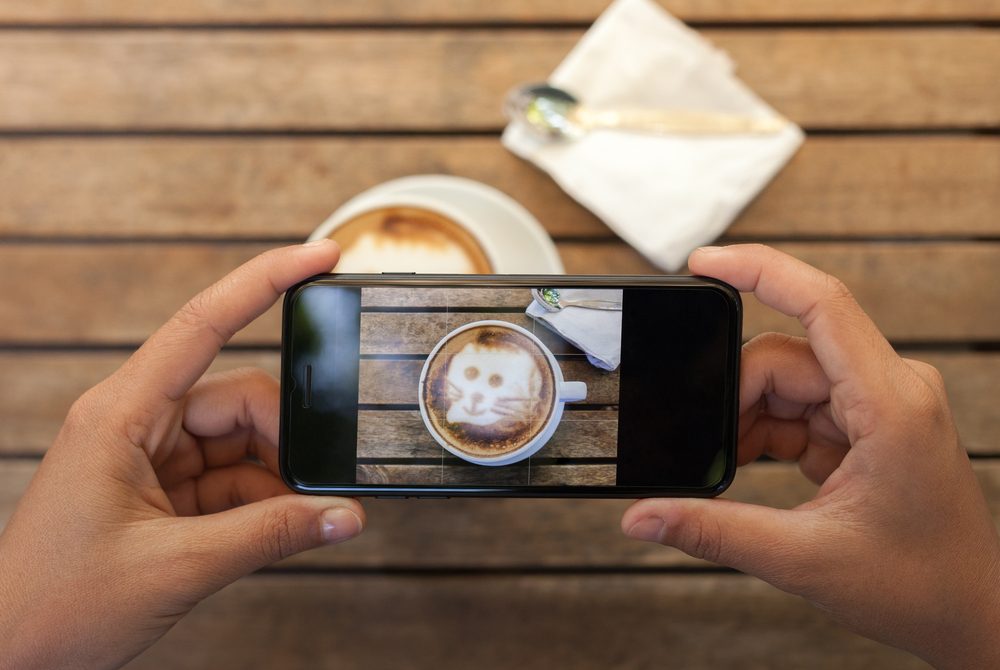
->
[[527, 289, 623, 370], [502, 0, 804, 272]]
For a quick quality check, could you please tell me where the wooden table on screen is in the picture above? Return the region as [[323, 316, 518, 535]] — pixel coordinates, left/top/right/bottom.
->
[[0, 1, 998, 669], [356, 287, 619, 486]]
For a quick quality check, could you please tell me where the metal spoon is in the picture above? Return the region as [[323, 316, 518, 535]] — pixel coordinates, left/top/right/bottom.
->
[[504, 83, 788, 141], [532, 288, 622, 313]]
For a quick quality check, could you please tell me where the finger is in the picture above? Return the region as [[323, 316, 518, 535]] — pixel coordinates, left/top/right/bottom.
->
[[120, 240, 339, 405], [200, 430, 280, 473], [690, 245, 901, 424], [799, 440, 850, 486], [189, 462, 290, 514], [740, 332, 830, 416], [173, 494, 365, 594], [185, 368, 280, 471], [739, 414, 849, 485], [622, 498, 816, 591], [739, 415, 810, 464], [184, 368, 279, 442], [153, 368, 280, 479]]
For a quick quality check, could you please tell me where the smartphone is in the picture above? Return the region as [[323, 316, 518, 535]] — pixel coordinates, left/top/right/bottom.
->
[[279, 274, 741, 498]]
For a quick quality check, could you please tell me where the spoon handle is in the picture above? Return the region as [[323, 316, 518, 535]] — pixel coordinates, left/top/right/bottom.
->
[[576, 108, 788, 135], [563, 300, 622, 311]]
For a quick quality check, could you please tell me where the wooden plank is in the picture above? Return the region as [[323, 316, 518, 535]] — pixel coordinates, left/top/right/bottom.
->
[[359, 359, 620, 405], [0, 351, 278, 453], [306, 459, 1000, 569], [358, 410, 618, 458], [360, 312, 586, 355], [0, 30, 997, 130], [357, 463, 616, 485], [2, 0, 996, 24], [2, 137, 998, 240], [361, 287, 533, 308], [131, 574, 926, 670], [1, 242, 998, 343], [559, 242, 1000, 342], [3, 458, 999, 570], [4, 351, 997, 458], [920, 352, 1000, 455]]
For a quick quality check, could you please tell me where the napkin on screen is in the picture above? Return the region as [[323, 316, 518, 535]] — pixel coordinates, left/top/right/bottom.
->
[[502, 0, 804, 272], [526, 289, 623, 371]]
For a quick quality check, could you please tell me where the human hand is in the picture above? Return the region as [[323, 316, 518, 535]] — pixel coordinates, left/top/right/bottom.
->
[[0, 241, 365, 670], [621, 244, 1000, 668]]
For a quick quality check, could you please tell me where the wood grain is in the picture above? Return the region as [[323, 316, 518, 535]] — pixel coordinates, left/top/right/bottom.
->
[[0, 351, 279, 454], [1, 242, 997, 345], [128, 573, 927, 670], [358, 409, 618, 459], [5, 350, 996, 458], [358, 463, 616, 485], [360, 287, 533, 308], [2, 0, 997, 23], [2, 458, 999, 572], [0, 30, 997, 130], [2, 137, 997, 240], [360, 312, 585, 355], [359, 359, 619, 405]]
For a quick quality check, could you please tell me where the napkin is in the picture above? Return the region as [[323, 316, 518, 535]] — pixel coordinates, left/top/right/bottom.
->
[[526, 289, 623, 371], [502, 0, 804, 272]]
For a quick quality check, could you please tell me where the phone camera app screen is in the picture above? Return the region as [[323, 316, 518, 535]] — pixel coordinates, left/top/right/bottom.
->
[[288, 283, 735, 490]]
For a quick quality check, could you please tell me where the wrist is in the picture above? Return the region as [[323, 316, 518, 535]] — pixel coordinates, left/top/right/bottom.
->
[[920, 544, 1000, 669]]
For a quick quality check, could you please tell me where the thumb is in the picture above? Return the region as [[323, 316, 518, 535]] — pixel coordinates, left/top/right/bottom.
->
[[622, 498, 815, 587], [177, 495, 365, 589]]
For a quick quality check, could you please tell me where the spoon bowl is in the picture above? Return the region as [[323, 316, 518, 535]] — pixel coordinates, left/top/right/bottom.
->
[[503, 83, 585, 140]]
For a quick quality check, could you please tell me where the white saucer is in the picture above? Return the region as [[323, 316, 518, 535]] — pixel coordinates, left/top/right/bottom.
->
[[309, 175, 564, 274]]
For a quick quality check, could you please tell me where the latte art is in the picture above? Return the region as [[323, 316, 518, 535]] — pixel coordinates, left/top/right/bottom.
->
[[422, 324, 555, 459], [445, 342, 543, 427]]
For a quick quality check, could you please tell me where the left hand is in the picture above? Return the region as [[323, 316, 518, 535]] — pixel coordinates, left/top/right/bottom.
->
[[0, 241, 365, 670]]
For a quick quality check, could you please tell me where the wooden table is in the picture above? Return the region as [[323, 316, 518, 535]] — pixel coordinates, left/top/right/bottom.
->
[[0, 2, 998, 668]]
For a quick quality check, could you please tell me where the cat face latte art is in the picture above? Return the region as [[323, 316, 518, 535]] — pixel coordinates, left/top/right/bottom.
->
[[419, 321, 587, 466]]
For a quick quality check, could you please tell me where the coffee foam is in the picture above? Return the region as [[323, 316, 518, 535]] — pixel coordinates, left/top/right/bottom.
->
[[329, 206, 492, 274], [422, 325, 555, 458]]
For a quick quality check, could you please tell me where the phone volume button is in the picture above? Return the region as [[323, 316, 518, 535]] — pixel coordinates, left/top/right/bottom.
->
[[375, 495, 408, 499]]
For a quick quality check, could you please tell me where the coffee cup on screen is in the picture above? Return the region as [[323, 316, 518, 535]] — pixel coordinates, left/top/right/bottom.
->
[[308, 194, 496, 274], [418, 320, 587, 466]]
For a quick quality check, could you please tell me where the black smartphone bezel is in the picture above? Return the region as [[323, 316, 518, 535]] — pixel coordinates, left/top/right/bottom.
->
[[279, 273, 741, 498]]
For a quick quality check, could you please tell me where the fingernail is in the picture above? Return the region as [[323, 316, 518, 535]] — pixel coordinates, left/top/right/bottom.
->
[[696, 246, 723, 253], [626, 517, 666, 543], [303, 238, 333, 247], [321, 507, 363, 544]]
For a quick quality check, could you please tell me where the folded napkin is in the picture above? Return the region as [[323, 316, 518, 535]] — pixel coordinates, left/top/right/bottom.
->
[[502, 0, 804, 272], [527, 289, 623, 371]]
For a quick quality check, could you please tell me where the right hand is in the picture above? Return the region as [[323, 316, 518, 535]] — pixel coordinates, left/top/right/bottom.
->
[[621, 244, 1000, 668]]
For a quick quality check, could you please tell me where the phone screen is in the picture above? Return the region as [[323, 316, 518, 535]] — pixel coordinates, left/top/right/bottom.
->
[[281, 278, 740, 496]]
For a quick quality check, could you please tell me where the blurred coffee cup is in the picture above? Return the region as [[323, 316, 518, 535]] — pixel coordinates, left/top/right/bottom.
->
[[309, 193, 497, 274]]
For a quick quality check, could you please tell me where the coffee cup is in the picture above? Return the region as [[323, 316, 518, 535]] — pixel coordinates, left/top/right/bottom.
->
[[418, 320, 587, 466], [308, 193, 497, 274]]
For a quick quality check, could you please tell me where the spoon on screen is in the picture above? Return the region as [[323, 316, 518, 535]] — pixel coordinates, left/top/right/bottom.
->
[[532, 288, 622, 313], [504, 83, 788, 141]]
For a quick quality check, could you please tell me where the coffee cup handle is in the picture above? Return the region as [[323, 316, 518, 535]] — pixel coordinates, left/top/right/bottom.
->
[[559, 381, 587, 403]]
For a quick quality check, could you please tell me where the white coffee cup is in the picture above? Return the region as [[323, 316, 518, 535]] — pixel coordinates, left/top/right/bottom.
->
[[308, 193, 499, 274], [418, 320, 587, 466]]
